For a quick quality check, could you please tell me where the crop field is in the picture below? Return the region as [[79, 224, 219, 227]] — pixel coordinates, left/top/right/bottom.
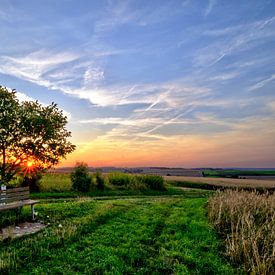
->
[[165, 176, 275, 192], [0, 192, 238, 274], [203, 169, 275, 178], [209, 190, 275, 274]]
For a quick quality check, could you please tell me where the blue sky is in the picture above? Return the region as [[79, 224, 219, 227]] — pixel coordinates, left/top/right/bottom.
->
[[0, 0, 275, 167]]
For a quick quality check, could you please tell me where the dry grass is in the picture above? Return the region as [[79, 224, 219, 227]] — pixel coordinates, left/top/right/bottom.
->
[[165, 176, 275, 191], [208, 190, 275, 274]]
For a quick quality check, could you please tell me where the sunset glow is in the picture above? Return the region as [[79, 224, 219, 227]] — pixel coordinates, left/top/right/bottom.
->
[[27, 161, 34, 168], [0, 1, 274, 168]]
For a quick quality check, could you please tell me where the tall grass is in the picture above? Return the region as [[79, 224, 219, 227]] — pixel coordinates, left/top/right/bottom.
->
[[39, 173, 72, 192], [208, 190, 275, 274]]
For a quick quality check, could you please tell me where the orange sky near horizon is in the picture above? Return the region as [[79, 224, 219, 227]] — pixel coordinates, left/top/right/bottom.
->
[[59, 116, 275, 168]]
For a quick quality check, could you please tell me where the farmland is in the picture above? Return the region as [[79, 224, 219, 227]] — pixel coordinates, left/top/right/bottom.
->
[[1, 172, 274, 274], [165, 175, 275, 192], [202, 169, 275, 179]]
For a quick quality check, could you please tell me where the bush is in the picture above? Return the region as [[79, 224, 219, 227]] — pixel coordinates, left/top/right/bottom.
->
[[139, 175, 165, 190], [94, 170, 105, 191], [208, 190, 275, 274], [128, 176, 147, 190], [107, 173, 165, 191], [71, 163, 91, 192], [108, 173, 131, 187]]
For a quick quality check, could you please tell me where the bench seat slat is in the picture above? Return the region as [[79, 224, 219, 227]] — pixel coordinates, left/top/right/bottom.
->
[[0, 196, 30, 204], [0, 199, 39, 211], [0, 191, 30, 199], [2, 187, 29, 194]]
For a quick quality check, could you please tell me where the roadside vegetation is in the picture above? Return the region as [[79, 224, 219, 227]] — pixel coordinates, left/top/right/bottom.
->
[[208, 190, 275, 274]]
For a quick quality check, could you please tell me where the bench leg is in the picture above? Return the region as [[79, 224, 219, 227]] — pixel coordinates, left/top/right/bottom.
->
[[31, 204, 35, 221]]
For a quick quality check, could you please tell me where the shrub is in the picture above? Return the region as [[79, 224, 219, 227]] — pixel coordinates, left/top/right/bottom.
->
[[139, 175, 165, 190], [71, 162, 91, 192], [108, 173, 131, 187], [128, 176, 147, 190], [208, 190, 275, 274], [107, 173, 165, 191], [94, 170, 105, 191]]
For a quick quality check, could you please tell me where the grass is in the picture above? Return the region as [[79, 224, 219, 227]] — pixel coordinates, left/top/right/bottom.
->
[[0, 192, 238, 274], [208, 190, 275, 274], [39, 173, 72, 192]]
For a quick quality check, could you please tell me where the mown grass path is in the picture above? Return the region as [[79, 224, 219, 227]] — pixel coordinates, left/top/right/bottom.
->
[[0, 195, 238, 274]]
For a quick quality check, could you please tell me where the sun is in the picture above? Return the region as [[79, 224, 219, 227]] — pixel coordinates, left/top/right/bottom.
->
[[27, 161, 34, 167]]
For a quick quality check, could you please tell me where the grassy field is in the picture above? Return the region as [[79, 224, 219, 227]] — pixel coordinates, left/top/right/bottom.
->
[[39, 173, 72, 192], [2, 172, 274, 274], [165, 176, 275, 192], [0, 192, 239, 274]]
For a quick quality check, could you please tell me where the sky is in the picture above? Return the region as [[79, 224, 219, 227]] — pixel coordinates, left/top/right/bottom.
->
[[0, 0, 275, 168]]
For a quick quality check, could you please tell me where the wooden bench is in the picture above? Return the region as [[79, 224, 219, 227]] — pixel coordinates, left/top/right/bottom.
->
[[0, 187, 39, 220]]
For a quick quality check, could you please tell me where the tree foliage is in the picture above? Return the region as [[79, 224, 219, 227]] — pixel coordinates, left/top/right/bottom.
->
[[71, 162, 91, 192], [0, 86, 75, 185]]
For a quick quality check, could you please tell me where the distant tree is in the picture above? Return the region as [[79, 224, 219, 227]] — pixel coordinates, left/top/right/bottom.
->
[[94, 170, 105, 191], [0, 86, 75, 186], [71, 162, 91, 192]]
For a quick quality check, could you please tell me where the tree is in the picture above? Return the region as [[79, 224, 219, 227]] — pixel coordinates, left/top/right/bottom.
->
[[71, 162, 91, 192], [0, 86, 75, 186]]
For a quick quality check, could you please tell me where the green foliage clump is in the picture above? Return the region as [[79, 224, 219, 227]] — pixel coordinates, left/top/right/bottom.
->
[[71, 163, 91, 192], [93, 170, 105, 191], [107, 173, 165, 191], [108, 172, 131, 187], [138, 174, 165, 190]]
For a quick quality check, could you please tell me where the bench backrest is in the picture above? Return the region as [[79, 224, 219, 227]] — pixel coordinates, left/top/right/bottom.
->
[[0, 187, 30, 205]]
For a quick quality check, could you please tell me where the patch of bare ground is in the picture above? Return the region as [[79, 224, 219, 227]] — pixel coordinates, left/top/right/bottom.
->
[[0, 222, 46, 240]]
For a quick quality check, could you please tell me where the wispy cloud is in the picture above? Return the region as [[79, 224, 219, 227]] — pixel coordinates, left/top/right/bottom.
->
[[247, 74, 275, 91], [204, 0, 217, 16], [209, 72, 238, 81], [194, 16, 275, 67], [0, 50, 80, 89]]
